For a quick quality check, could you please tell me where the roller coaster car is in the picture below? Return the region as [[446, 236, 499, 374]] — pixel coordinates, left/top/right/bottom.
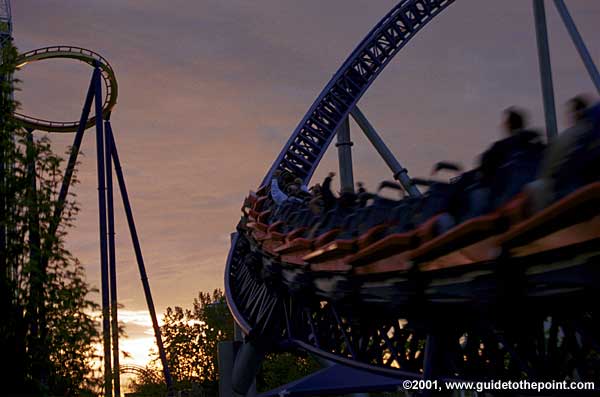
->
[[245, 178, 600, 285], [256, 184, 270, 197], [414, 193, 528, 271], [303, 223, 392, 264], [257, 223, 288, 255], [254, 195, 269, 211], [274, 238, 313, 266], [415, 212, 502, 271], [348, 214, 442, 269], [246, 210, 272, 237], [244, 191, 258, 208], [270, 208, 350, 263], [302, 202, 409, 268], [498, 181, 600, 257], [356, 182, 600, 277]]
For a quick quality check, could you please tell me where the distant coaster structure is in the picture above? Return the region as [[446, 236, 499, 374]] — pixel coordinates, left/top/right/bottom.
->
[[9, 45, 173, 396], [225, 1, 600, 396], [14, 46, 117, 132]]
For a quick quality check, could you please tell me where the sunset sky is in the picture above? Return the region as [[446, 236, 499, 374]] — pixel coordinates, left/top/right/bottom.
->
[[12, 0, 600, 370]]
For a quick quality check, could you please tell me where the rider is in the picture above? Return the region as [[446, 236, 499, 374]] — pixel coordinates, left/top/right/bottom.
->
[[528, 95, 599, 211], [474, 107, 544, 214]]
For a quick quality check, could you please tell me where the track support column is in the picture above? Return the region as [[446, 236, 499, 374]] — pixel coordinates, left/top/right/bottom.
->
[[93, 65, 112, 397], [108, 124, 174, 394], [553, 0, 600, 95], [105, 118, 120, 397], [350, 107, 420, 197], [335, 116, 355, 194], [533, 0, 558, 140]]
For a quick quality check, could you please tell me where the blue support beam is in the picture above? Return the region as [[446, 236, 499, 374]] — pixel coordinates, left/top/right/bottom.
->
[[108, 123, 174, 393], [261, 0, 456, 187], [553, 0, 600, 95], [350, 106, 420, 197], [336, 117, 355, 194], [533, 0, 558, 140], [105, 117, 120, 397], [93, 65, 112, 397]]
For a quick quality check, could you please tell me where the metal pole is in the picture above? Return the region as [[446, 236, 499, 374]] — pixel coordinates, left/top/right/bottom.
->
[[93, 66, 112, 397], [105, 118, 120, 397], [46, 70, 96, 246], [553, 0, 600, 95], [107, 124, 174, 393], [335, 116, 355, 194], [350, 107, 421, 197], [533, 0, 558, 140]]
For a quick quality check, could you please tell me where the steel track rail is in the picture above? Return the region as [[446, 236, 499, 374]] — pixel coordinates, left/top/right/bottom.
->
[[12, 46, 118, 132], [261, 0, 455, 186]]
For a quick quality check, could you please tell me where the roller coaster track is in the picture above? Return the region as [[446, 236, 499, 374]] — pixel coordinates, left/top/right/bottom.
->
[[230, 0, 456, 359], [12, 46, 118, 132], [226, 0, 600, 391], [262, 0, 455, 185]]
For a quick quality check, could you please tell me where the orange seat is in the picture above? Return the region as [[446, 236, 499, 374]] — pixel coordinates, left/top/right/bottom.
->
[[255, 229, 286, 242], [286, 227, 307, 241], [346, 231, 415, 266], [303, 223, 393, 264], [353, 251, 412, 275], [275, 238, 313, 254], [498, 191, 529, 226], [245, 192, 258, 208], [415, 214, 443, 242], [253, 195, 268, 211], [410, 212, 501, 263], [303, 239, 356, 262], [257, 210, 271, 223], [248, 209, 260, 221], [356, 224, 390, 249], [498, 182, 600, 255], [267, 221, 285, 233], [262, 238, 286, 255], [314, 228, 342, 248], [347, 214, 444, 271], [354, 215, 499, 275], [246, 221, 268, 233]]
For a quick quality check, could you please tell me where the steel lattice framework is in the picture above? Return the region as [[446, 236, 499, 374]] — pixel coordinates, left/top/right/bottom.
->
[[263, 0, 454, 185]]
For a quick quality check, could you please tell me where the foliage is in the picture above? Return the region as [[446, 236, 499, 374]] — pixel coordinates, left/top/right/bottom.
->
[[257, 351, 321, 392], [163, 289, 233, 385], [0, 40, 101, 395], [131, 288, 321, 396]]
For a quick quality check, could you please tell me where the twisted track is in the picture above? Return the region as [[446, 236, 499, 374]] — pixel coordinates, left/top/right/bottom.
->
[[227, 0, 464, 377], [13, 46, 118, 132]]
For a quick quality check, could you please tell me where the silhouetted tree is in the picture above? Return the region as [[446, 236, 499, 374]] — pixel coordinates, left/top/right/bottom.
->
[[160, 289, 232, 388], [132, 288, 320, 396], [0, 40, 101, 395]]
